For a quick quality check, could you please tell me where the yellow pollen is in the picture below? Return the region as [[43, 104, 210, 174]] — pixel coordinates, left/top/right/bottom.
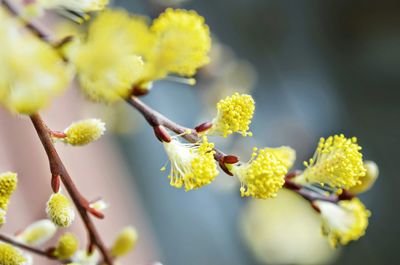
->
[[208, 93, 255, 137], [301, 134, 366, 189], [230, 147, 289, 199], [63, 119, 106, 146], [0, 172, 18, 216]]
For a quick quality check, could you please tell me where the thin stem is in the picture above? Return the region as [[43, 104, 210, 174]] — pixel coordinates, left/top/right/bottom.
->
[[127, 96, 226, 160], [0, 233, 71, 263], [30, 114, 113, 265]]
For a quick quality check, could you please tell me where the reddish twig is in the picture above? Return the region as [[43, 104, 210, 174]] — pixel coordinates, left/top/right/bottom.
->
[[30, 114, 113, 265]]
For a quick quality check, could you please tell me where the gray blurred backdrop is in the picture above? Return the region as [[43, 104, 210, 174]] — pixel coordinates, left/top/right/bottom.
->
[[114, 0, 400, 264]]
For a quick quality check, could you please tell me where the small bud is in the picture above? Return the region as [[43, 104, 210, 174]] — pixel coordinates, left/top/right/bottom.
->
[[16, 219, 57, 246], [46, 193, 75, 227], [63, 119, 106, 146], [349, 161, 379, 194], [194, 122, 213, 133], [53, 233, 79, 259], [111, 226, 138, 258], [0, 242, 28, 265], [89, 199, 109, 212]]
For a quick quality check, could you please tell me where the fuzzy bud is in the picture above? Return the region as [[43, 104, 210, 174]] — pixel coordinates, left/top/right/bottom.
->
[[16, 219, 57, 246], [46, 193, 75, 227], [63, 119, 105, 146], [53, 233, 79, 259], [111, 226, 138, 257]]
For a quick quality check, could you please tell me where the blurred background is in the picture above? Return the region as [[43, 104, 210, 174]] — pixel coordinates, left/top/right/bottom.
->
[[1, 0, 399, 264], [115, 0, 399, 264]]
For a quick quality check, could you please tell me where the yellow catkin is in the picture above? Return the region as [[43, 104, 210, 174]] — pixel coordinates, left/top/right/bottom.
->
[[16, 219, 57, 246], [46, 193, 75, 227], [162, 136, 218, 191], [63, 119, 106, 146], [208, 93, 255, 137], [315, 198, 370, 247], [53, 233, 79, 259], [65, 9, 144, 103], [230, 147, 289, 199], [0, 10, 71, 114], [148, 8, 211, 79], [111, 226, 138, 257], [0, 172, 18, 213], [0, 243, 27, 265], [300, 134, 366, 189]]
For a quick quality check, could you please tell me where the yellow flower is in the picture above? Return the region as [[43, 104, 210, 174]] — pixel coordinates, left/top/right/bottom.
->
[[63, 119, 106, 146], [349, 160, 379, 194], [0, 172, 18, 213], [111, 226, 138, 257], [0, 242, 28, 265], [207, 93, 255, 137], [298, 134, 366, 189], [46, 193, 75, 227], [162, 136, 218, 191], [263, 146, 296, 169], [229, 147, 289, 199], [65, 10, 144, 103], [146, 8, 211, 79], [315, 198, 370, 247], [16, 219, 57, 247], [53, 233, 79, 259], [0, 11, 71, 115]]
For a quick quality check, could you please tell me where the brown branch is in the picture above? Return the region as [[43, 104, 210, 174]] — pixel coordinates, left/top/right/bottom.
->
[[0, 233, 71, 263], [29, 114, 113, 265], [127, 96, 225, 160]]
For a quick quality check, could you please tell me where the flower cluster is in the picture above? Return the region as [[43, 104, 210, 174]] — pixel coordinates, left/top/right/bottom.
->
[[297, 134, 366, 190], [162, 136, 218, 191], [229, 147, 292, 199], [207, 93, 255, 137], [161, 93, 293, 199], [64, 8, 211, 103]]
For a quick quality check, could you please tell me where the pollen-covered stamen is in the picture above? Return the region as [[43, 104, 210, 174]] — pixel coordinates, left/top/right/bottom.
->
[[297, 134, 366, 189], [315, 198, 370, 247], [207, 93, 255, 137], [229, 147, 290, 199], [162, 136, 218, 191]]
